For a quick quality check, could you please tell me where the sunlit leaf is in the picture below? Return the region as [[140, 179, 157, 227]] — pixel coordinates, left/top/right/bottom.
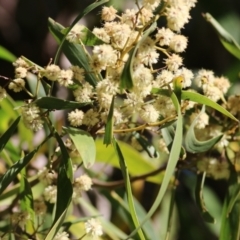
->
[[95, 139, 164, 184], [120, 22, 157, 90], [0, 45, 16, 62], [0, 116, 20, 153], [128, 92, 182, 238], [185, 105, 223, 153], [181, 90, 238, 122], [204, 13, 240, 60], [64, 127, 96, 169], [19, 174, 34, 216], [113, 138, 145, 240], [34, 96, 91, 110]]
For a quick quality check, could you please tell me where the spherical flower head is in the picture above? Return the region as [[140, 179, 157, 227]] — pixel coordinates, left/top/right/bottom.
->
[[13, 57, 29, 68], [34, 200, 47, 215], [155, 70, 174, 87], [155, 27, 174, 46], [213, 76, 230, 94], [68, 109, 84, 127], [70, 66, 85, 82], [44, 185, 57, 203], [164, 54, 182, 72], [92, 27, 110, 43], [83, 109, 99, 127], [8, 78, 25, 92], [11, 212, 31, 229], [208, 158, 230, 180], [66, 24, 86, 43], [43, 64, 61, 81], [15, 66, 27, 78], [166, 5, 190, 31], [175, 67, 193, 88], [169, 34, 188, 53], [121, 9, 139, 27], [123, 92, 144, 114], [75, 174, 93, 191], [54, 231, 70, 240], [195, 69, 215, 88], [190, 111, 209, 129], [227, 95, 240, 115], [22, 104, 44, 131], [38, 167, 57, 184], [85, 218, 103, 238], [139, 105, 159, 123], [92, 44, 118, 68], [57, 69, 74, 87], [203, 84, 222, 102], [101, 6, 117, 21], [158, 138, 169, 154], [74, 83, 93, 103], [143, 0, 161, 10], [140, 7, 154, 23], [0, 86, 7, 101]]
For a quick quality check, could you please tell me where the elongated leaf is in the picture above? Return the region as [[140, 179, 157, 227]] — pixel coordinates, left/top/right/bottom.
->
[[34, 96, 91, 110], [127, 92, 182, 238], [0, 116, 20, 153], [64, 127, 96, 169], [113, 139, 145, 240], [120, 22, 157, 90], [53, 0, 109, 64], [220, 165, 240, 240], [45, 209, 68, 240], [19, 175, 34, 216], [185, 105, 223, 153], [53, 133, 73, 233], [181, 90, 238, 122], [95, 139, 164, 184], [0, 135, 51, 195], [195, 173, 215, 223], [48, 19, 98, 87], [103, 96, 114, 146], [62, 26, 105, 46], [0, 45, 16, 62], [204, 13, 240, 60]]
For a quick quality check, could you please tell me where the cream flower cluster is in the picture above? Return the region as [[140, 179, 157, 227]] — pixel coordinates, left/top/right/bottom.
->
[[66, 0, 198, 130]]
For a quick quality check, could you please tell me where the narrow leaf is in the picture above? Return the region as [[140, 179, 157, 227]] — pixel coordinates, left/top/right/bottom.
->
[[220, 166, 240, 240], [204, 13, 240, 60], [46, 209, 68, 240], [120, 22, 157, 90], [48, 18, 98, 87], [195, 172, 215, 223], [0, 136, 50, 195], [19, 175, 34, 216], [0, 45, 16, 62], [112, 139, 145, 240], [64, 127, 96, 169], [0, 116, 21, 153], [127, 92, 182, 239], [53, 0, 109, 64], [181, 90, 238, 122], [34, 96, 91, 110], [53, 133, 73, 231], [185, 105, 223, 153], [103, 96, 114, 146]]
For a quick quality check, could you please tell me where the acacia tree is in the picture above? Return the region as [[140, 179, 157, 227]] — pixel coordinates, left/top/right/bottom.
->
[[0, 0, 240, 239]]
